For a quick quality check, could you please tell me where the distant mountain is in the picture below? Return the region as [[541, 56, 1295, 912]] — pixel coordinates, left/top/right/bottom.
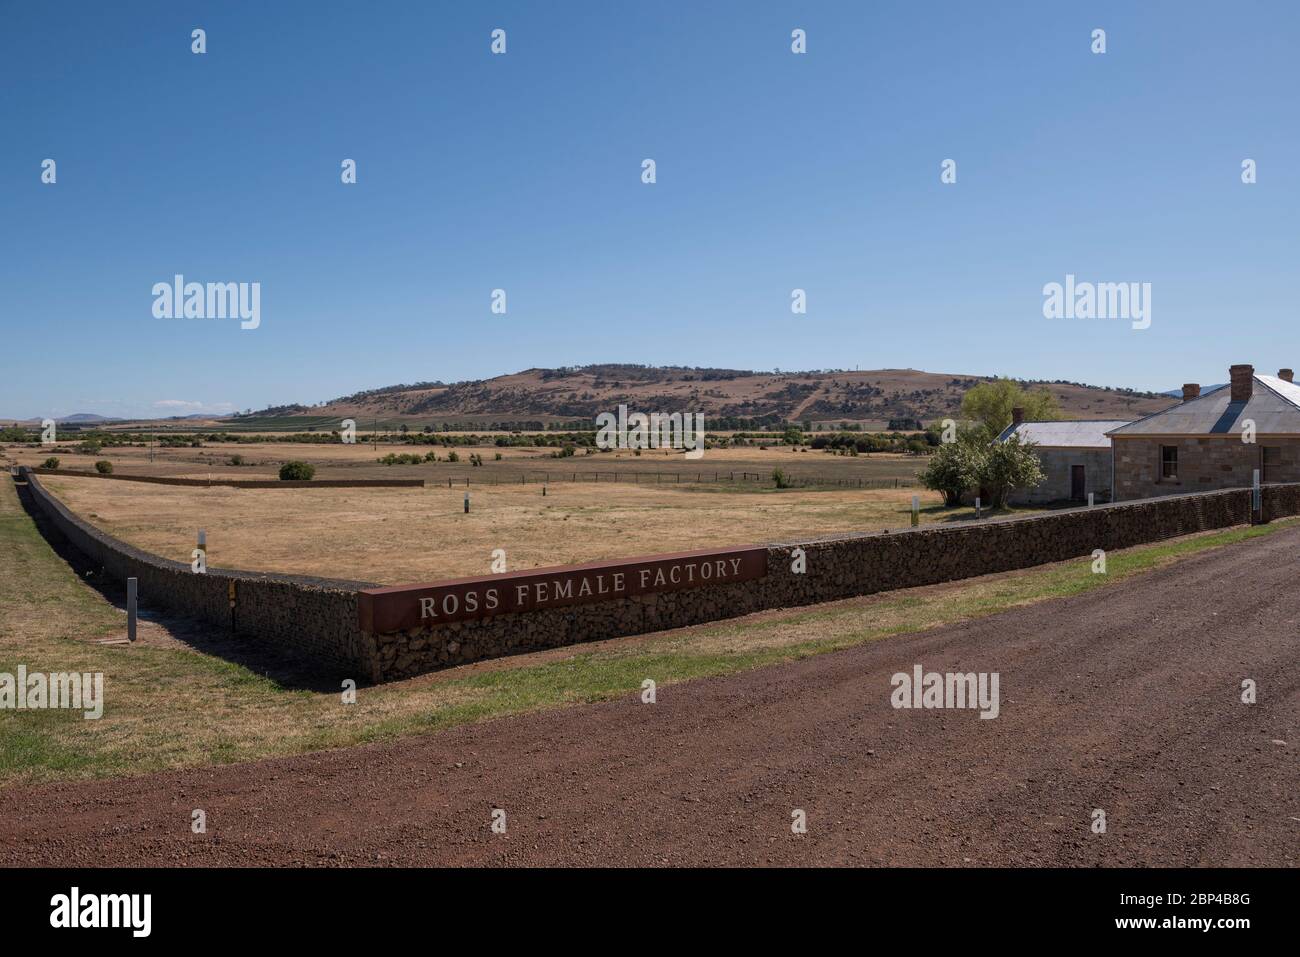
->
[[1161, 384, 1227, 398], [58, 413, 114, 423], [236, 365, 1176, 428]]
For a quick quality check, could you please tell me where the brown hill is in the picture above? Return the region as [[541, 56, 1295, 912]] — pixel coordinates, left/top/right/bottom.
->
[[244, 365, 1174, 429]]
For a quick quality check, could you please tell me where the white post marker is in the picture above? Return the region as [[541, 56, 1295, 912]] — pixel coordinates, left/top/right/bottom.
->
[[127, 577, 138, 642], [911, 495, 920, 527], [464, 492, 470, 514], [1253, 468, 1262, 519], [975, 496, 981, 520], [1088, 492, 1095, 508]]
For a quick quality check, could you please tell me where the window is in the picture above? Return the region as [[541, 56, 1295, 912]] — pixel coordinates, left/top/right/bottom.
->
[[1262, 446, 1281, 483], [1160, 445, 1178, 480]]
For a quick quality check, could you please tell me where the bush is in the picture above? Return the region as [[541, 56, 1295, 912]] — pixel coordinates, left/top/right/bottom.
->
[[227, 454, 245, 466], [42, 457, 60, 470], [94, 460, 113, 474], [919, 441, 977, 507], [447, 451, 460, 463], [494, 452, 502, 461], [977, 436, 1044, 509], [278, 461, 315, 481], [772, 468, 794, 489]]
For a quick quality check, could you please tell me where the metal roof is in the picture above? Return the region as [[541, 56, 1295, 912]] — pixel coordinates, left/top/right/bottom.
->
[[1107, 375, 1300, 437], [997, 420, 1130, 448]]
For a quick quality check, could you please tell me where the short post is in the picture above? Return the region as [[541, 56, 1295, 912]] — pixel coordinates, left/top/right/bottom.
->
[[1088, 492, 1094, 508], [126, 577, 137, 642], [975, 497, 981, 520], [542, 484, 547, 496], [1252, 468, 1262, 522], [911, 495, 920, 527], [464, 492, 470, 513], [197, 528, 206, 557]]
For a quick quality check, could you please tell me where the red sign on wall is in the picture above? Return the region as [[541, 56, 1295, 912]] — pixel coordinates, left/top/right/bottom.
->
[[357, 545, 768, 633]]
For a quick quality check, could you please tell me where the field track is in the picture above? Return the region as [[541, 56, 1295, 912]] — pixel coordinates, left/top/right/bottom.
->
[[1, 525, 1296, 867]]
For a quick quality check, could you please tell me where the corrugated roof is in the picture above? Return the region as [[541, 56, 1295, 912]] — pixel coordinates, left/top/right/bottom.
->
[[997, 420, 1130, 448], [1108, 375, 1300, 437]]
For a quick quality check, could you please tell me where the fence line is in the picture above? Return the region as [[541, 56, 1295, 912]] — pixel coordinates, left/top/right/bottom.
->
[[436, 470, 916, 489]]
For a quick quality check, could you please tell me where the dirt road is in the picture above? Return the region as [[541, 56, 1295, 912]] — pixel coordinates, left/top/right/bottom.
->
[[2, 526, 1296, 867]]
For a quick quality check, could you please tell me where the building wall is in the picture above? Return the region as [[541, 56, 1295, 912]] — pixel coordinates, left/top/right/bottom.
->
[[1011, 447, 1112, 505], [1113, 436, 1300, 500]]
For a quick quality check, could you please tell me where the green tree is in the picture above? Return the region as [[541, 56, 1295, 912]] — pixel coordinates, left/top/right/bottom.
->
[[278, 461, 315, 480], [960, 378, 1061, 436], [919, 439, 981, 506], [976, 436, 1044, 509]]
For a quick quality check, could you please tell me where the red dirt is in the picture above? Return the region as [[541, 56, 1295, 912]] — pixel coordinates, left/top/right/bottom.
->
[[2, 526, 1296, 867]]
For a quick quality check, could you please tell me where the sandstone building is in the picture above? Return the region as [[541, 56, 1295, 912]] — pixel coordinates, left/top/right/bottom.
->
[[997, 411, 1129, 505], [1108, 364, 1300, 500]]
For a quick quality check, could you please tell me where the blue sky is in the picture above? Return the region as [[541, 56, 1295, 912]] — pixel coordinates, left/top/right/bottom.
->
[[1, 1, 1296, 419]]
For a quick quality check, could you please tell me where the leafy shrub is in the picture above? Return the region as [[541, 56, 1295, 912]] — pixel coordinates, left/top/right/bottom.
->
[[94, 460, 113, 474], [378, 452, 423, 465], [447, 451, 460, 463], [42, 457, 60, 470], [227, 454, 245, 466], [772, 468, 794, 489], [977, 436, 1044, 509], [920, 440, 980, 507], [494, 452, 502, 461], [278, 461, 315, 481]]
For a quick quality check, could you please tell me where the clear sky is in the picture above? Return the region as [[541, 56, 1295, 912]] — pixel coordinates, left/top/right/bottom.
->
[[1, 1, 1296, 419]]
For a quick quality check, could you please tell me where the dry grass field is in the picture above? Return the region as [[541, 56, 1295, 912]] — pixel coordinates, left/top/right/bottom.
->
[[38, 473, 964, 583], [5, 439, 925, 486]]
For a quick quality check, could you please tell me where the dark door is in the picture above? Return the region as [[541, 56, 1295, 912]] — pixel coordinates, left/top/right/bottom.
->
[[1070, 465, 1086, 502]]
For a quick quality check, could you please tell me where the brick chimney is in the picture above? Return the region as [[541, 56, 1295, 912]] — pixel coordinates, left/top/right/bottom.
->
[[1181, 383, 1200, 401], [1229, 364, 1254, 403], [1011, 407, 1024, 426], [1279, 368, 1294, 383]]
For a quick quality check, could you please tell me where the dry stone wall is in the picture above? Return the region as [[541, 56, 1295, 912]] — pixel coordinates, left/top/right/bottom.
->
[[28, 467, 422, 489], [19, 467, 1300, 684], [20, 468, 379, 678]]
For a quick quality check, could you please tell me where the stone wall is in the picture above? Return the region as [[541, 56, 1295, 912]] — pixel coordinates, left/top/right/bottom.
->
[[1113, 436, 1300, 500], [28, 468, 422, 490], [19, 468, 380, 679], [367, 486, 1269, 681], [20, 466, 1300, 685]]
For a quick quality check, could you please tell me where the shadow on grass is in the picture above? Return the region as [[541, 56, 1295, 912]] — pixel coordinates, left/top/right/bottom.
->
[[12, 477, 343, 693]]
